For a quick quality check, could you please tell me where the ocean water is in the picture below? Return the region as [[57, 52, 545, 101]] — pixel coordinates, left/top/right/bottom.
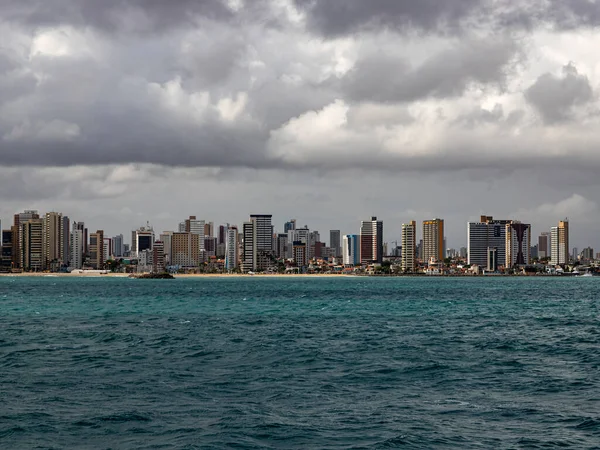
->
[[0, 277, 599, 449]]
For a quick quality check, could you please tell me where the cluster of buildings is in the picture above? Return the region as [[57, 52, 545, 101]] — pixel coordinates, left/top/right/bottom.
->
[[0, 210, 584, 275]]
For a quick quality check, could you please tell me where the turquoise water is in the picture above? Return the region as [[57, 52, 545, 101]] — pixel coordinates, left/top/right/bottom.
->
[[1, 277, 599, 448]]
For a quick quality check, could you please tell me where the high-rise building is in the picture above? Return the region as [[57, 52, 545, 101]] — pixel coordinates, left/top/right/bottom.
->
[[401, 221, 416, 272], [218, 225, 227, 246], [152, 241, 165, 273], [104, 238, 113, 262], [204, 222, 214, 239], [89, 230, 105, 269], [171, 232, 200, 268], [112, 234, 124, 258], [159, 232, 173, 266], [538, 232, 550, 259], [308, 231, 320, 260], [360, 216, 383, 264], [422, 219, 444, 263], [275, 233, 288, 260], [550, 220, 569, 266], [73, 222, 87, 261], [330, 230, 341, 258], [1, 229, 13, 271], [62, 216, 70, 267], [487, 247, 498, 272], [225, 226, 239, 271], [293, 241, 308, 268], [13, 210, 39, 268], [242, 215, 273, 272], [343, 234, 360, 266], [70, 226, 83, 269], [131, 224, 154, 258], [505, 222, 531, 267], [204, 237, 217, 257], [21, 219, 44, 271], [581, 247, 594, 261], [467, 216, 511, 268], [284, 220, 296, 233], [43, 212, 65, 270]]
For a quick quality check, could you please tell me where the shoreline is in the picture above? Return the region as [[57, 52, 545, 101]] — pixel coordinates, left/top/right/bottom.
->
[[0, 272, 587, 278]]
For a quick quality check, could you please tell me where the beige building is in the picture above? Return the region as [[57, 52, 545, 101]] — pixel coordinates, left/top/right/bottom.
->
[[551, 220, 569, 265], [401, 221, 416, 272], [171, 232, 200, 268], [43, 212, 65, 270], [423, 219, 444, 263], [89, 230, 105, 269]]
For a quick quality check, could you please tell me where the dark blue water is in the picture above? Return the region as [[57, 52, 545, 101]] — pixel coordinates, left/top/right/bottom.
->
[[1, 277, 599, 449]]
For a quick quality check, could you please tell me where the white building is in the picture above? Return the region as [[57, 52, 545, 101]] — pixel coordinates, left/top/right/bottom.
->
[[70, 228, 83, 270], [401, 221, 416, 272], [342, 234, 360, 266], [225, 226, 238, 271]]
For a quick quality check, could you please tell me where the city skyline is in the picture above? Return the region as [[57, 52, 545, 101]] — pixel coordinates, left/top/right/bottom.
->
[[3, 2, 600, 255], [0, 209, 590, 252]]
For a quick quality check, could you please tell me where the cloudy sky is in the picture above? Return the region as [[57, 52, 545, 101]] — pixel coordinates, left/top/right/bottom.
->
[[2, 0, 600, 249]]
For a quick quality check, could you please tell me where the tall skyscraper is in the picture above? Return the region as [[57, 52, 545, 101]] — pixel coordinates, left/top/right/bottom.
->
[[550, 220, 569, 266], [505, 222, 531, 267], [1, 229, 13, 271], [21, 219, 44, 271], [225, 226, 239, 271], [343, 234, 360, 266], [89, 230, 105, 269], [330, 230, 341, 258], [73, 222, 87, 262], [70, 226, 84, 269], [171, 232, 200, 267], [284, 220, 296, 233], [204, 222, 214, 239], [401, 221, 416, 272], [538, 232, 550, 259], [159, 232, 173, 266], [275, 233, 288, 260], [422, 219, 444, 263], [360, 216, 383, 264], [152, 241, 165, 273], [43, 212, 64, 270], [242, 221, 256, 273], [242, 215, 273, 272], [62, 216, 70, 267], [467, 216, 511, 268], [132, 224, 155, 258], [13, 210, 39, 269]]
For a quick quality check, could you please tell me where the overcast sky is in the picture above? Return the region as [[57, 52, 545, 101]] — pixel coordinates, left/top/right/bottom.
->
[[2, 0, 600, 249]]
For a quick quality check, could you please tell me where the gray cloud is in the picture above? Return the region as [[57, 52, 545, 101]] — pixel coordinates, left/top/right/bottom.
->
[[525, 63, 594, 124], [295, 0, 483, 36], [342, 38, 517, 103], [0, 0, 234, 33]]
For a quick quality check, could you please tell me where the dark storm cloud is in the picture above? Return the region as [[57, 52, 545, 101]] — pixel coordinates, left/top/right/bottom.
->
[[0, 0, 234, 33], [342, 38, 517, 103], [525, 63, 594, 124], [294, 0, 484, 35]]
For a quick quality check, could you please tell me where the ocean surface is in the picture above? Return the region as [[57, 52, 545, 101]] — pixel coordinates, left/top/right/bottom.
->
[[0, 277, 599, 449]]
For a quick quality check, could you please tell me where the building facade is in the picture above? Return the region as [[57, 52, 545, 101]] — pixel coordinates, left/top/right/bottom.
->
[[467, 216, 511, 268], [89, 230, 105, 269], [550, 220, 569, 266], [505, 222, 531, 267], [343, 234, 360, 266], [422, 219, 444, 263], [330, 230, 341, 258], [401, 221, 416, 272], [360, 217, 383, 264]]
